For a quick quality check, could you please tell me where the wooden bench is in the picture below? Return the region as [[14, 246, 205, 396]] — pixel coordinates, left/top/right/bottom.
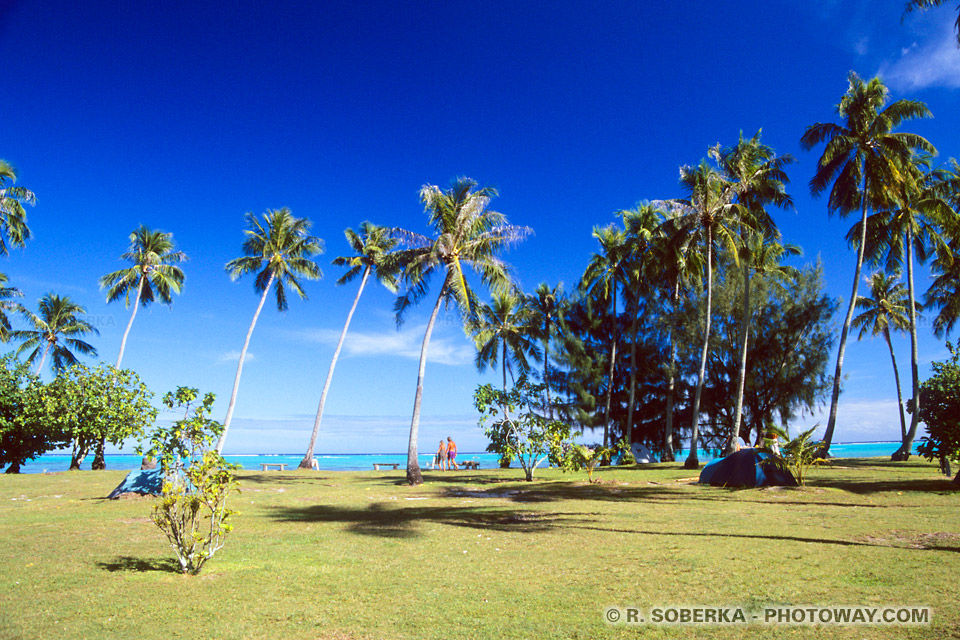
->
[[260, 463, 288, 471], [372, 463, 400, 471]]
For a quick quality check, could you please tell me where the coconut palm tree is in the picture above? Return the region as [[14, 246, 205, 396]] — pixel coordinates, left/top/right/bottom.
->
[[657, 161, 737, 468], [12, 294, 99, 375], [393, 177, 531, 485], [100, 225, 187, 368], [580, 223, 630, 449], [471, 288, 540, 394], [0, 273, 24, 342], [903, 1, 960, 45], [800, 72, 933, 455], [0, 159, 36, 255], [217, 208, 324, 453], [852, 271, 912, 444], [298, 222, 400, 470], [526, 282, 566, 418]]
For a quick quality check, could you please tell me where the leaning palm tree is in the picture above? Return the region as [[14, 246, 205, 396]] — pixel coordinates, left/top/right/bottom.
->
[[217, 208, 324, 454], [526, 282, 566, 418], [298, 222, 400, 470], [12, 294, 99, 375], [852, 271, 912, 444], [393, 177, 531, 485], [580, 223, 630, 449], [657, 161, 737, 468], [800, 72, 933, 455], [0, 273, 24, 342], [903, 1, 960, 46], [471, 288, 540, 394], [100, 225, 187, 368], [0, 159, 36, 255]]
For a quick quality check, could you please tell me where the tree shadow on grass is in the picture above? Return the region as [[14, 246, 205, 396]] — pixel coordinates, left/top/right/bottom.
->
[[96, 556, 180, 573]]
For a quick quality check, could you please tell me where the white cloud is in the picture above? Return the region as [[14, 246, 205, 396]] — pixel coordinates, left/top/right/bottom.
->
[[792, 397, 905, 443], [217, 350, 255, 364], [879, 19, 960, 91], [292, 324, 474, 366]]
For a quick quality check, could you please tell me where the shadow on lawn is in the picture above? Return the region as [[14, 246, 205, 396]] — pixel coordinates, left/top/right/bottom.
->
[[97, 556, 180, 573]]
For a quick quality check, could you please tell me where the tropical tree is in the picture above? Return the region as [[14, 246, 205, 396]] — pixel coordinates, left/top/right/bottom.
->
[[471, 288, 540, 394], [903, 0, 960, 46], [100, 225, 187, 368], [12, 294, 98, 375], [393, 177, 531, 485], [525, 282, 565, 418], [800, 72, 933, 455], [579, 223, 629, 449], [658, 160, 737, 468], [217, 208, 323, 453], [0, 159, 35, 255], [0, 273, 24, 342], [852, 271, 912, 443], [298, 222, 400, 470]]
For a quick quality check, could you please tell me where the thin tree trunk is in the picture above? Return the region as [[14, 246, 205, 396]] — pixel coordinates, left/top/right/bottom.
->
[[893, 231, 921, 461], [729, 259, 751, 455], [217, 275, 274, 454], [883, 328, 908, 443], [543, 322, 552, 419], [406, 282, 447, 485], [687, 228, 713, 469], [602, 284, 618, 449], [662, 282, 679, 462], [70, 438, 89, 470], [625, 294, 640, 445], [299, 267, 370, 469], [35, 342, 52, 375], [822, 180, 870, 456], [115, 276, 144, 368]]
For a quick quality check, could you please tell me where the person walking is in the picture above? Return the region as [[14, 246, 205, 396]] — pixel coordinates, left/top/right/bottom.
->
[[446, 436, 459, 470], [436, 439, 448, 470]]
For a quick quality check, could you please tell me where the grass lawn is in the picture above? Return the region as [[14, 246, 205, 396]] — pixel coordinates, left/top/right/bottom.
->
[[0, 458, 958, 639]]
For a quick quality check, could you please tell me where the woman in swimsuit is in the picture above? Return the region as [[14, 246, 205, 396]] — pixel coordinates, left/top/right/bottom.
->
[[436, 440, 448, 470], [446, 436, 459, 470]]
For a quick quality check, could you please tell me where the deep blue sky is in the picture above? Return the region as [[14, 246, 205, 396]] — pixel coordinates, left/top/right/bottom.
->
[[2, 1, 959, 453]]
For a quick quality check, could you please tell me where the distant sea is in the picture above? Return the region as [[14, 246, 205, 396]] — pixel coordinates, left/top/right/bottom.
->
[[1, 442, 919, 474]]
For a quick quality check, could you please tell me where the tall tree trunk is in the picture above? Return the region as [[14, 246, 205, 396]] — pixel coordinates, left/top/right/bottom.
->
[[299, 267, 370, 470], [35, 341, 52, 375], [893, 230, 921, 461], [115, 276, 144, 368], [217, 274, 275, 454], [728, 260, 751, 455], [625, 295, 640, 445], [70, 438, 89, 470], [602, 284, 618, 449], [662, 282, 679, 462], [406, 281, 447, 486], [822, 180, 870, 455], [687, 228, 713, 469], [883, 327, 908, 443], [543, 321, 552, 419], [91, 437, 106, 470]]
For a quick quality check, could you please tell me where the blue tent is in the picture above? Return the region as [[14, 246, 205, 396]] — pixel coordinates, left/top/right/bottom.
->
[[107, 469, 166, 499], [698, 449, 797, 488]]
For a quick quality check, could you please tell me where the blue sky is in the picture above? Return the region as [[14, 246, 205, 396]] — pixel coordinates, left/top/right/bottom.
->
[[2, 1, 959, 453]]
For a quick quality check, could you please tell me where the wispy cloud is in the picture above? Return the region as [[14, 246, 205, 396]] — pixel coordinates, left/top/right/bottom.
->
[[792, 398, 904, 443], [217, 350, 255, 364], [292, 324, 474, 366], [879, 19, 960, 91]]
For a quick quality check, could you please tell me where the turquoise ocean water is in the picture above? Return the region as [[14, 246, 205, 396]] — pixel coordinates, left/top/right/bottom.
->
[[3, 442, 919, 474]]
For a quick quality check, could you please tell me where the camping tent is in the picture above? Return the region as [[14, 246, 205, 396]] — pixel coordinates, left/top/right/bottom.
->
[[107, 469, 167, 499], [698, 449, 796, 488], [631, 442, 654, 464]]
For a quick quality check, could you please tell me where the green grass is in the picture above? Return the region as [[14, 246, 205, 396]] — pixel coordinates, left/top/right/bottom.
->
[[1, 459, 958, 639]]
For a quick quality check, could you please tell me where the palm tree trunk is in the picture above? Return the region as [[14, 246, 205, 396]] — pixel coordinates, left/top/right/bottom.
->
[[35, 341, 52, 375], [662, 282, 679, 463], [217, 274, 275, 454], [883, 327, 908, 443], [893, 230, 921, 461], [543, 322, 552, 419], [115, 276, 144, 368], [687, 228, 713, 469], [299, 267, 370, 470], [625, 294, 640, 445], [822, 181, 870, 455], [406, 282, 447, 486], [602, 284, 618, 449], [729, 260, 751, 454]]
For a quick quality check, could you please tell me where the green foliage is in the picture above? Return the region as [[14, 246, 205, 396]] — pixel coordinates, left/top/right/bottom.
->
[[146, 386, 240, 574], [45, 363, 156, 469], [475, 377, 574, 481], [615, 437, 636, 465], [0, 355, 66, 473], [916, 343, 960, 480], [561, 438, 632, 481], [762, 425, 826, 486]]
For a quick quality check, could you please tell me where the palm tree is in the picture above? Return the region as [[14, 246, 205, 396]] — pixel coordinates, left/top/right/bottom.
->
[[579, 223, 630, 449], [852, 271, 912, 443], [903, 1, 960, 45], [0, 159, 36, 255], [100, 225, 187, 368], [12, 294, 99, 375], [657, 161, 737, 468], [800, 72, 933, 455], [526, 282, 565, 418], [0, 273, 24, 342], [298, 222, 399, 470], [471, 288, 540, 394], [217, 208, 324, 453], [393, 177, 531, 485]]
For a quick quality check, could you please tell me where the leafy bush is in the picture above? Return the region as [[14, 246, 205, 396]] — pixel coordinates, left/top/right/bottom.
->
[[761, 425, 826, 486], [0, 355, 66, 473], [140, 387, 239, 574], [916, 343, 960, 482]]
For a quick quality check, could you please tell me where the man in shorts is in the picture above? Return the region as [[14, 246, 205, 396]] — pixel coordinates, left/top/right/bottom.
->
[[446, 436, 459, 470]]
